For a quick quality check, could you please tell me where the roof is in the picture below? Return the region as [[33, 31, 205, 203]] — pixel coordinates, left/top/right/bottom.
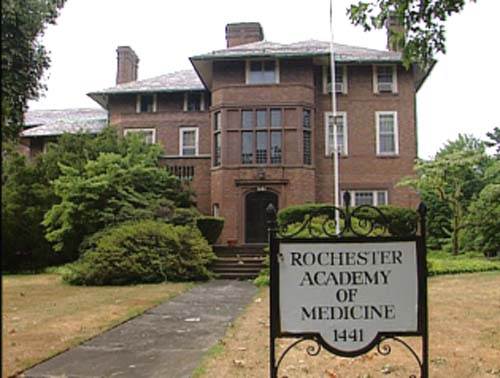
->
[[87, 69, 205, 108], [190, 39, 404, 89], [191, 40, 403, 61], [22, 108, 107, 138]]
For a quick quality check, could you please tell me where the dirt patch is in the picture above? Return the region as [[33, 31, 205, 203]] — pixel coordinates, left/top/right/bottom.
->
[[198, 272, 500, 378], [2, 274, 190, 377]]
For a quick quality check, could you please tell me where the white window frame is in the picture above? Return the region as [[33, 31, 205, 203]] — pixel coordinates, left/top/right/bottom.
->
[[324, 111, 348, 156], [245, 59, 280, 85], [179, 127, 199, 156], [123, 128, 156, 144], [373, 65, 398, 94], [342, 190, 389, 207], [375, 111, 399, 156], [322, 65, 348, 94], [136, 94, 157, 113], [183, 92, 205, 112]]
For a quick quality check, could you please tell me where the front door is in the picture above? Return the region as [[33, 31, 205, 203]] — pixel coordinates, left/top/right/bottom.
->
[[245, 191, 278, 243]]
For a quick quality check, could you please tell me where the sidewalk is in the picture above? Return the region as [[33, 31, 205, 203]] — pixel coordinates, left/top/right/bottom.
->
[[22, 280, 257, 378]]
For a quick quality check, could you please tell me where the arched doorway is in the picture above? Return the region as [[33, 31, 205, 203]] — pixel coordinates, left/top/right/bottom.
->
[[245, 191, 278, 243]]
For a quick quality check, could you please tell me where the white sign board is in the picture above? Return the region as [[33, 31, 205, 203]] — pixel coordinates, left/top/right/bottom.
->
[[279, 241, 418, 353]]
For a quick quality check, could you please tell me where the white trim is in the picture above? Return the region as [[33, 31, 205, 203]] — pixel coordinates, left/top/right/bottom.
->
[[323, 65, 348, 94], [324, 111, 348, 156], [373, 64, 398, 94], [342, 190, 389, 206], [245, 59, 280, 85], [123, 128, 156, 144], [375, 111, 399, 156], [179, 127, 199, 156]]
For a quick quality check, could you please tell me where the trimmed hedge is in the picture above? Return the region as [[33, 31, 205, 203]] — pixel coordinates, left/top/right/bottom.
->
[[63, 220, 216, 285], [196, 216, 224, 244], [277, 203, 417, 237]]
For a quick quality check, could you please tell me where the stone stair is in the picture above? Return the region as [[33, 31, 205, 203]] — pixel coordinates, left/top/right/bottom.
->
[[211, 245, 268, 280]]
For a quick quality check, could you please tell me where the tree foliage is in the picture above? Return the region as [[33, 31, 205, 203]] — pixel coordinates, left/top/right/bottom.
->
[[1, 0, 66, 141], [2, 142, 58, 271], [42, 133, 193, 254], [399, 134, 492, 255], [347, 0, 476, 67]]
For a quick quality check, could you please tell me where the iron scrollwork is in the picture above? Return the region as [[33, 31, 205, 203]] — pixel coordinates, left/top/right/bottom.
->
[[277, 192, 418, 239]]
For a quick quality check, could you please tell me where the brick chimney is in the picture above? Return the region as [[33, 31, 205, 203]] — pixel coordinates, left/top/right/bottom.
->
[[225, 22, 264, 48], [386, 14, 405, 52], [116, 46, 139, 84]]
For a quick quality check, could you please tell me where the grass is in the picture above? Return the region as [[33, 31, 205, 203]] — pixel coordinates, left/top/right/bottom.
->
[[196, 271, 500, 377], [2, 273, 192, 377]]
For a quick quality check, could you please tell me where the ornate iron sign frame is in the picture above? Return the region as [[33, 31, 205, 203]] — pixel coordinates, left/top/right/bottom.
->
[[267, 192, 429, 378]]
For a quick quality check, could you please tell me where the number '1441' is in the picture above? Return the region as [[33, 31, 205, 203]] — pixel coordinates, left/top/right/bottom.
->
[[333, 329, 364, 343]]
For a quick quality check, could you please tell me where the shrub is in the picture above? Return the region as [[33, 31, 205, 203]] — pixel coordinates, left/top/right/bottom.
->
[[355, 205, 418, 236], [170, 207, 200, 226], [63, 220, 216, 285], [277, 203, 334, 226], [196, 216, 224, 244]]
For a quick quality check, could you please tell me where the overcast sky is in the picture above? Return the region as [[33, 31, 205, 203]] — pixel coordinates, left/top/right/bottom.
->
[[27, 0, 500, 159]]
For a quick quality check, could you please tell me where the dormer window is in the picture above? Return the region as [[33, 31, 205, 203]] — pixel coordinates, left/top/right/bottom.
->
[[184, 92, 205, 112], [373, 65, 398, 93], [136, 94, 157, 113], [246, 60, 279, 84], [323, 65, 347, 94]]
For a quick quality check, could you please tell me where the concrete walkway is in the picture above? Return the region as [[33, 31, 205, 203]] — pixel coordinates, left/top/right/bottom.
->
[[22, 280, 257, 378]]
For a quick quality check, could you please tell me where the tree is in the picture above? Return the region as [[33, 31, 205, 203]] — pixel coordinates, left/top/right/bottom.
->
[[485, 127, 500, 158], [43, 134, 193, 255], [1, 0, 66, 141], [400, 134, 491, 255], [347, 0, 476, 67], [464, 161, 500, 257]]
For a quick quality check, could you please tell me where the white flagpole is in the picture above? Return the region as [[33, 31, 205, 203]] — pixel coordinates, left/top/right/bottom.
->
[[329, 0, 340, 233]]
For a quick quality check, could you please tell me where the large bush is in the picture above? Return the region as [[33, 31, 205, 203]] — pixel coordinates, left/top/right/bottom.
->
[[63, 220, 216, 285], [43, 136, 193, 254], [196, 216, 224, 244]]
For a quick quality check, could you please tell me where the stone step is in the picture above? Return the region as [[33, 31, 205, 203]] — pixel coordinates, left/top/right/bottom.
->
[[213, 271, 260, 280]]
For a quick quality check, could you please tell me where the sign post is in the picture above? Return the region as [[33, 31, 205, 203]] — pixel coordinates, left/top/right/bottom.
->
[[267, 193, 428, 377]]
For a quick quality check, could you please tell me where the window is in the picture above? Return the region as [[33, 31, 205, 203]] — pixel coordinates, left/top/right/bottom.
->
[[240, 109, 283, 164], [376, 111, 398, 155], [325, 112, 348, 156], [214, 111, 221, 131], [184, 92, 205, 111], [271, 131, 282, 164], [373, 65, 397, 93], [242, 131, 254, 164], [246, 60, 279, 84], [214, 133, 221, 166], [214, 111, 221, 166], [303, 109, 312, 165], [179, 127, 199, 156], [343, 190, 388, 206], [124, 128, 156, 144], [136, 94, 157, 113], [323, 65, 348, 94]]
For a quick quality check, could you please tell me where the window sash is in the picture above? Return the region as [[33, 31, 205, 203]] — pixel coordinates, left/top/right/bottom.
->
[[271, 131, 282, 164], [248, 60, 277, 84], [325, 112, 347, 155], [242, 132, 254, 164], [124, 128, 156, 144], [376, 112, 398, 155], [343, 190, 388, 206], [180, 128, 198, 156]]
